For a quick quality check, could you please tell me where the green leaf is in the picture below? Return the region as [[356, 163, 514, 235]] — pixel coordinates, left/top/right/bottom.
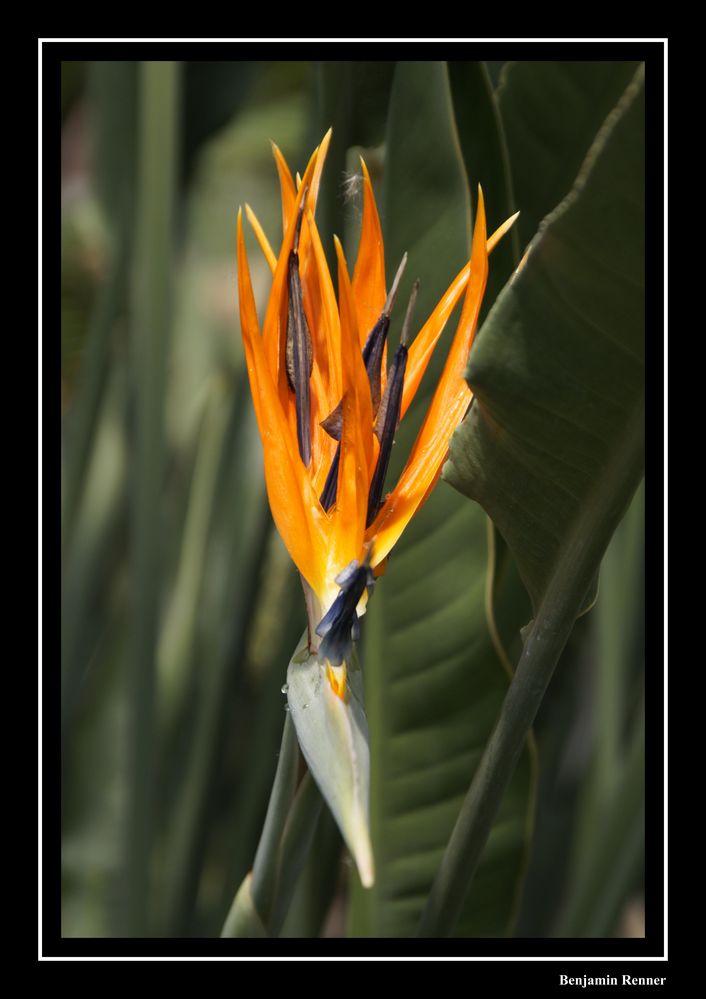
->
[[250, 714, 300, 923], [157, 391, 274, 936], [279, 808, 342, 937], [61, 228, 130, 557], [348, 61, 534, 938], [221, 874, 268, 939], [268, 772, 324, 935], [383, 61, 470, 326], [555, 701, 645, 938], [221, 715, 324, 938], [122, 60, 181, 937], [286, 635, 374, 890], [88, 61, 140, 231], [181, 61, 258, 181], [497, 60, 641, 253], [446, 64, 645, 617], [554, 485, 645, 936], [448, 60, 520, 294], [420, 66, 646, 937], [315, 61, 395, 264]]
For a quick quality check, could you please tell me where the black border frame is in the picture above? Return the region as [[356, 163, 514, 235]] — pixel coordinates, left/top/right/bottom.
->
[[44, 38, 666, 968]]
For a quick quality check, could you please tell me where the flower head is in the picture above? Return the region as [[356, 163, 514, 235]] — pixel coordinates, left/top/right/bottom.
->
[[237, 131, 517, 694]]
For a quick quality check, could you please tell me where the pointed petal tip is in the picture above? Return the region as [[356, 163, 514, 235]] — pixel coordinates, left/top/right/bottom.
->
[[399, 279, 420, 346], [359, 858, 375, 889], [270, 140, 285, 163], [487, 209, 521, 254], [351, 811, 375, 889], [245, 203, 277, 273]]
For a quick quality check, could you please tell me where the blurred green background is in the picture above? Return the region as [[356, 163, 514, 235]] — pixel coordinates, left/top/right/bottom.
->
[[60, 59, 646, 940]]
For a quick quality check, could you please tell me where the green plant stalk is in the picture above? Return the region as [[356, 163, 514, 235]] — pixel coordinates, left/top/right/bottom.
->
[[220, 874, 267, 938], [122, 59, 180, 937], [221, 716, 323, 938], [159, 512, 273, 935], [158, 396, 273, 936], [250, 714, 300, 922], [213, 566, 304, 932], [417, 408, 644, 937], [158, 392, 271, 936], [61, 432, 128, 736], [484, 520, 540, 937], [157, 375, 232, 739], [218, 714, 300, 940], [61, 225, 129, 554], [268, 774, 323, 936], [280, 807, 342, 937]]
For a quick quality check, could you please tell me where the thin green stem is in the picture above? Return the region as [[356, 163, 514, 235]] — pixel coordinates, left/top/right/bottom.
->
[[159, 397, 272, 936], [221, 716, 324, 938], [268, 774, 323, 936], [251, 715, 301, 922], [122, 59, 180, 937], [157, 376, 231, 739], [61, 224, 129, 554]]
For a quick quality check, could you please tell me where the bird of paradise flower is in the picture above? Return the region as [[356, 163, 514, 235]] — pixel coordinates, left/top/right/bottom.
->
[[237, 129, 517, 887]]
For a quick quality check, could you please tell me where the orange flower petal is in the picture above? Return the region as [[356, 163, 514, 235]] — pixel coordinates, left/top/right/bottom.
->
[[329, 236, 374, 577], [298, 129, 333, 281], [243, 126, 518, 602], [244, 204, 277, 273], [367, 188, 489, 566], [236, 209, 266, 431], [352, 158, 386, 348], [487, 211, 520, 255], [400, 210, 519, 421], [271, 142, 297, 238], [304, 207, 341, 408], [306, 130, 332, 224], [262, 150, 322, 406], [401, 262, 470, 421], [237, 209, 329, 595], [303, 208, 344, 495]]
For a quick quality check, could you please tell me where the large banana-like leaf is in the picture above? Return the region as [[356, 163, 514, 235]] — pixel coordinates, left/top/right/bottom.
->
[[497, 60, 641, 252], [418, 67, 646, 935], [446, 65, 645, 617], [348, 61, 534, 938], [447, 61, 519, 305]]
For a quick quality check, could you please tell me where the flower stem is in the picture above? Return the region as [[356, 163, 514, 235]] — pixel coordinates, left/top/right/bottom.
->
[[122, 59, 180, 937], [222, 714, 323, 937]]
